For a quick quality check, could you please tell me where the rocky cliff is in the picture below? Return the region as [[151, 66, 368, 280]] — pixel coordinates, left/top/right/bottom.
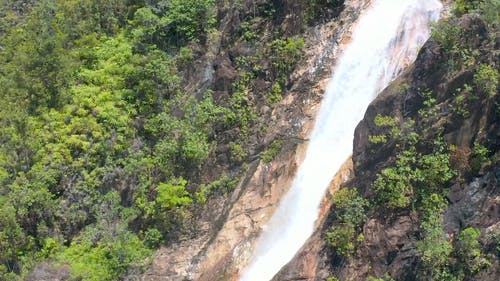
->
[[141, 1, 498, 281], [276, 10, 499, 281], [140, 0, 375, 280]]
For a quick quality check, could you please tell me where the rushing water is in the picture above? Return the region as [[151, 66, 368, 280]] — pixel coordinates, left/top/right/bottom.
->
[[239, 0, 442, 280]]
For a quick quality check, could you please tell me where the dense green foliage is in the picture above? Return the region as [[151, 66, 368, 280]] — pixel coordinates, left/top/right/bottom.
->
[[373, 140, 455, 209], [0, 0, 310, 279], [0, 0, 301, 279], [453, 0, 500, 26]]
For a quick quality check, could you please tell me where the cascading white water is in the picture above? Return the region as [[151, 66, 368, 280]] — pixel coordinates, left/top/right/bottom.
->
[[240, 0, 442, 280]]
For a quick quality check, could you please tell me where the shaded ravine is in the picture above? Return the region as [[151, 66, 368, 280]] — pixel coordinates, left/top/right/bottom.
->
[[239, 0, 442, 280]]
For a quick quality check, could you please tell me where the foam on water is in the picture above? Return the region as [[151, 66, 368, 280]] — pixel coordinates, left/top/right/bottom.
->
[[240, 1, 442, 280]]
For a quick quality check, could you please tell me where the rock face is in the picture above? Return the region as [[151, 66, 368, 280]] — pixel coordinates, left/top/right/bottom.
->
[[141, 0, 373, 280], [277, 14, 499, 281]]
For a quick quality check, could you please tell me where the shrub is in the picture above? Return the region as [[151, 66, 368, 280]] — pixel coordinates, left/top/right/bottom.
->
[[176, 46, 194, 67], [59, 231, 151, 281], [195, 175, 238, 203], [135, 177, 192, 230], [229, 141, 247, 162], [326, 224, 356, 257], [368, 134, 387, 144], [266, 82, 283, 106], [179, 130, 211, 168], [456, 227, 491, 275], [451, 92, 470, 118], [478, 0, 500, 27], [327, 188, 368, 258], [373, 149, 416, 208], [260, 140, 283, 163], [160, 0, 216, 45], [455, 0, 500, 27], [432, 20, 461, 54], [371, 114, 400, 142], [474, 64, 498, 98], [266, 37, 305, 83], [143, 227, 162, 248], [373, 143, 454, 209], [471, 141, 490, 173], [332, 187, 369, 226], [453, 0, 479, 16]]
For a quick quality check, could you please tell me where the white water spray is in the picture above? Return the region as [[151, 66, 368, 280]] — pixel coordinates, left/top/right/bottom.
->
[[240, 0, 442, 280]]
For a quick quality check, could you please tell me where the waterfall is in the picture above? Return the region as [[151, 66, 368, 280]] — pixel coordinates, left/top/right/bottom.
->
[[239, 0, 442, 280]]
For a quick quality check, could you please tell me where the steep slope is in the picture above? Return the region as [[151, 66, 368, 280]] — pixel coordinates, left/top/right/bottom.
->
[[0, 0, 350, 280], [141, 0, 373, 280], [276, 4, 499, 281], [2, 1, 497, 281]]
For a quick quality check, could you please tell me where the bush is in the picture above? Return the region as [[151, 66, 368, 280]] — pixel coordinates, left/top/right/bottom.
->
[[326, 225, 356, 257], [474, 63, 498, 98], [260, 140, 283, 163], [478, 0, 500, 26], [332, 187, 369, 226], [454, 0, 500, 27], [179, 130, 211, 168], [135, 177, 192, 232], [229, 141, 247, 162], [369, 114, 400, 144], [266, 37, 305, 83], [373, 149, 416, 208], [266, 82, 283, 106], [368, 134, 388, 144], [326, 188, 368, 258], [373, 143, 455, 209], [456, 227, 491, 275], [59, 231, 151, 281], [142, 0, 217, 47], [432, 20, 461, 54], [195, 175, 238, 203], [143, 227, 162, 248], [453, 0, 479, 16], [471, 141, 490, 173]]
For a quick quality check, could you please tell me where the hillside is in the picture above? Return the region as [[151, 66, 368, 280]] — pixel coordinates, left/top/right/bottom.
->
[[0, 0, 498, 281], [0, 0, 344, 280]]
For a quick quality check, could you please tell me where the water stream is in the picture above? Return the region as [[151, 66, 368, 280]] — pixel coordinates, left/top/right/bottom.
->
[[240, 0, 442, 280]]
